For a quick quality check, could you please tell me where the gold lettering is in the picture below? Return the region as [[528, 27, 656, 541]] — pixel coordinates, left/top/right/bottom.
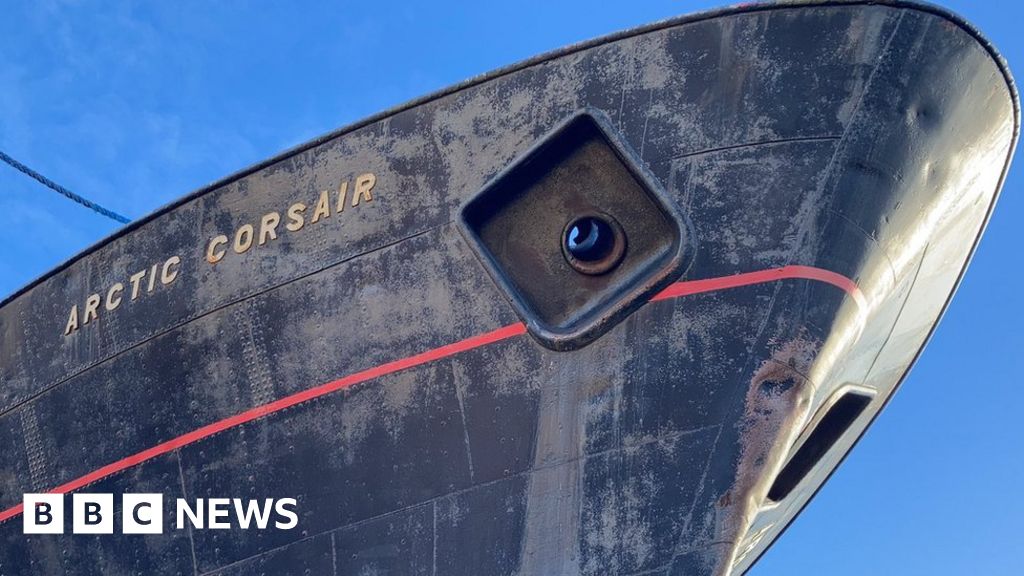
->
[[129, 270, 146, 300], [311, 190, 330, 223], [64, 305, 79, 335], [84, 294, 101, 324], [161, 256, 181, 285], [207, 235, 228, 264], [105, 283, 124, 311], [147, 264, 158, 293], [259, 212, 280, 245], [60, 169, 384, 335], [286, 203, 306, 232], [336, 182, 348, 213], [353, 173, 375, 206], [234, 224, 254, 253]]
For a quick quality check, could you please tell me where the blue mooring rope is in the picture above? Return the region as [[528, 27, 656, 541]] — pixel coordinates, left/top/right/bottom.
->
[[0, 149, 130, 224]]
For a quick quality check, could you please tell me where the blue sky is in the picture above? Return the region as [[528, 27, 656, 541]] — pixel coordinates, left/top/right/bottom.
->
[[1, 1, 1020, 574]]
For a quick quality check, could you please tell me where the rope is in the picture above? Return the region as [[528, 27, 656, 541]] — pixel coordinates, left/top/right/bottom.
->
[[0, 149, 130, 224]]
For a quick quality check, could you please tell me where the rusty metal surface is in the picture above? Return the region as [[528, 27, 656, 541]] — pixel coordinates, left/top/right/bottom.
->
[[0, 1, 1017, 575]]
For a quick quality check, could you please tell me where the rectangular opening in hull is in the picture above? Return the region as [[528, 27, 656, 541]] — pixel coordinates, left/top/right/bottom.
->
[[768, 390, 873, 502]]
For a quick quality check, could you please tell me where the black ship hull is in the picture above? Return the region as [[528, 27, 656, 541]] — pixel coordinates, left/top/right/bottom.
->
[[0, 2, 1017, 574]]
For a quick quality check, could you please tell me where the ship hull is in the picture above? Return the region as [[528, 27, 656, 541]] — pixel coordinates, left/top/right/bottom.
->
[[0, 2, 1017, 575]]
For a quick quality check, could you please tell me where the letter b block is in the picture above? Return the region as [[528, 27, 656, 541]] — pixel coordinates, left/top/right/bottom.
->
[[73, 494, 113, 534], [23, 494, 64, 534]]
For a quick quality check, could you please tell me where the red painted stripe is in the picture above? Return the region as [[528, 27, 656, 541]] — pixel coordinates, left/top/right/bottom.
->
[[0, 265, 861, 524], [652, 265, 866, 309], [0, 323, 527, 524], [0, 504, 20, 524]]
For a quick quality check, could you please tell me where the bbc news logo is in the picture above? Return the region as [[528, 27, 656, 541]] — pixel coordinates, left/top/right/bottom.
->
[[23, 494, 298, 534]]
